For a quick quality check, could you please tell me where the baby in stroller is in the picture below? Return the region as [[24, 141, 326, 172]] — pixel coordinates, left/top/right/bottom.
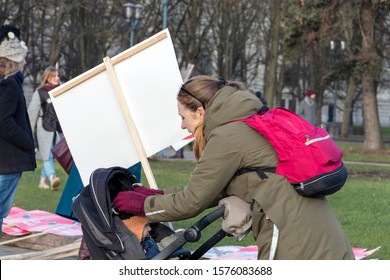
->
[[122, 215, 160, 259]]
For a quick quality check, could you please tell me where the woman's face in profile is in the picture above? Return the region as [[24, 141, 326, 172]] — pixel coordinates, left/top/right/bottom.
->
[[177, 101, 204, 134]]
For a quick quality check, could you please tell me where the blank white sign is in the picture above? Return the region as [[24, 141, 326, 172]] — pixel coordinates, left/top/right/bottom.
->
[[50, 30, 188, 186]]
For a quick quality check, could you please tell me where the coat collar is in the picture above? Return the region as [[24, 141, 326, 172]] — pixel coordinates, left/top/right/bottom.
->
[[203, 86, 261, 139]]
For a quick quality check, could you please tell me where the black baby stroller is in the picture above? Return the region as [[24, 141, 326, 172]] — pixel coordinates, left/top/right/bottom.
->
[[72, 166, 228, 260]]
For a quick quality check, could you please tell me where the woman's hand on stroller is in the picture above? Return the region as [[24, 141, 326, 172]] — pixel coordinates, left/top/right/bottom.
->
[[133, 185, 164, 196], [218, 195, 252, 241], [114, 191, 146, 215]]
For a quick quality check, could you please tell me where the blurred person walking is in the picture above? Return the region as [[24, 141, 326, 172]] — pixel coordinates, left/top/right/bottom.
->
[[0, 24, 36, 235], [298, 88, 317, 125], [28, 66, 62, 190]]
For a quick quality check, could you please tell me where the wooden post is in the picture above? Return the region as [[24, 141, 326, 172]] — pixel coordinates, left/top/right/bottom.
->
[[103, 56, 158, 189], [0, 232, 47, 246], [0, 241, 81, 260]]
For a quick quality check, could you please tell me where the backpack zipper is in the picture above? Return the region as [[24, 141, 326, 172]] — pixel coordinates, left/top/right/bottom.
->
[[297, 165, 344, 190], [305, 134, 330, 146]]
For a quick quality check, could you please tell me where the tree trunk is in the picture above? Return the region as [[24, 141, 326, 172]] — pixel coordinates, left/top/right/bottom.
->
[[340, 77, 356, 138], [264, 0, 281, 107], [360, 0, 384, 150], [362, 76, 384, 149], [48, 0, 65, 66]]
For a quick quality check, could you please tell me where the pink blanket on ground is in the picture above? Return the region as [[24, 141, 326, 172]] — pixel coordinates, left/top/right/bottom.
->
[[2, 207, 82, 237], [202, 245, 381, 260]]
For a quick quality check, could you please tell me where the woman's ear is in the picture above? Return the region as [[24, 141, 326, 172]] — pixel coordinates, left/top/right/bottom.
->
[[197, 107, 205, 118]]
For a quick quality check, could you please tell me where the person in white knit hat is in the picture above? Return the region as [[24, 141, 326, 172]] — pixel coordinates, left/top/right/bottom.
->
[[0, 24, 36, 236]]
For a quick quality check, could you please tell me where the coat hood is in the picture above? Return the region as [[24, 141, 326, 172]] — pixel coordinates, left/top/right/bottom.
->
[[203, 86, 261, 138]]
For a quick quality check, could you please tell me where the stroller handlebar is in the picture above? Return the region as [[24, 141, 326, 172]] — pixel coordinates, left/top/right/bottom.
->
[[190, 206, 225, 231], [184, 206, 225, 242], [152, 206, 226, 260]]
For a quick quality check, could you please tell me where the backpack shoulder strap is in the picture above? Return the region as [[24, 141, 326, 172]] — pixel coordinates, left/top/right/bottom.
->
[[236, 167, 277, 180], [233, 107, 277, 180], [259, 105, 270, 114], [37, 88, 46, 101], [37, 88, 49, 110]]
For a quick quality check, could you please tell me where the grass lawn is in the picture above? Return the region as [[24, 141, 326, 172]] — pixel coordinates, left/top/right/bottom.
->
[[11, 141, 390, 260]]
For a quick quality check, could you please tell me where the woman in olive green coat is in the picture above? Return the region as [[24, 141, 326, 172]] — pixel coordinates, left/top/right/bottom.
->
[[114, 75, 354, 260]]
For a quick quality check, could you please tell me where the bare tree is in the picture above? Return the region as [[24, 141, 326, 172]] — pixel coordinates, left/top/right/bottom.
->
[[263, 0, 281, 106], [282, 0, 339, 124], [358, 0, 385, 150], [3, 0, 389, 149], [282, 0, 389, 150], [209, 0, 264, 83], [169, 0, 217, 74]]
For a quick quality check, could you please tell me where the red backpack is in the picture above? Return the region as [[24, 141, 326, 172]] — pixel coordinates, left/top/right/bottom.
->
[[237, 106, 348, 198]]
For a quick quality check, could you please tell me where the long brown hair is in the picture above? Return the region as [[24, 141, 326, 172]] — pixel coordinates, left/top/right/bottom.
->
[[40, 66, 58, 87], [177, 75, 247, 160]]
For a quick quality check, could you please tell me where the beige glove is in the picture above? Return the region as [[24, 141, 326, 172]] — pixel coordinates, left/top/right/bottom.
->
[[218, 196, 252, 241]]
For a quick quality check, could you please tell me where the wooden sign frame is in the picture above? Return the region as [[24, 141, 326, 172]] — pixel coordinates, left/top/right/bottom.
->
[[50, 30, 186, 187]]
